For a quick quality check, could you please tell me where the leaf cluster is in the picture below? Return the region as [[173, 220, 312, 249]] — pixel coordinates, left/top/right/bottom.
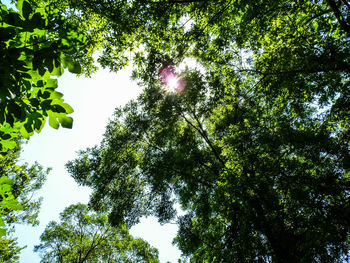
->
[[0, 141, 49, 261], [34, 203, 160, 263], [0, 0, 87, 152]]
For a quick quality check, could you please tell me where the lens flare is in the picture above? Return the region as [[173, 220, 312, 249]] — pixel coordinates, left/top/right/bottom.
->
[[167, 75, 179, 91], [159, 66, 185, 92]]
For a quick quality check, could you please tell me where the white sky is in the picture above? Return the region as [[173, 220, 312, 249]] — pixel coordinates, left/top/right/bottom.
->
[[15, 67, 181, 263]]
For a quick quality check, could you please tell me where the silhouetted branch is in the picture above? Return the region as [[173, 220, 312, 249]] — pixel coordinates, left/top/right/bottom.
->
[[326, 0, 350, 34]]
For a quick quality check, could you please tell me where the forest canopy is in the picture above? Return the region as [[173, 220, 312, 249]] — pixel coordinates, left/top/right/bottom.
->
[[60, 0, 350, 262], [1, 0, 350, 262]]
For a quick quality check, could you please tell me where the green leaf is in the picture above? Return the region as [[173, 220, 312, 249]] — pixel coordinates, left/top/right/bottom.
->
[[22, 1, 32, 19], [8, 101, 23, 120], [61, 103, 74, 114], [30, 12, 44, 28], [24, 121, 34, 133], [58, 116, 73, 129], [61, 55, 72, 68], [51, 104, 66, 113], [50, 91, 64, 99], [39, 90, 51, 99], [46, 79, 58, 89], [6, 12, 24, 27], [68, 62, 82, 74], [30, 98, 40, 107], [16, 0, 24, 12], [0, 176, 14, 185], [20, 126, 32, 139], [48, 115, 59, 129], [34, 118, 43, 131], [41, 99, 52, 110], [51, 65, 64, 76], [44, 58, 54, 73]]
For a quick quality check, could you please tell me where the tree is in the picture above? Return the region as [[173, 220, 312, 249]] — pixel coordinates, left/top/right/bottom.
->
[[0, 237, 22, 263], [45, 0, 349, 262], [35, 0, 350, 169], [0, 0, 87, 237], [34, 203, 160, 263], [0, 141, 49, 226], [67, 67, 350, 262], [0, 140, 50, 261]]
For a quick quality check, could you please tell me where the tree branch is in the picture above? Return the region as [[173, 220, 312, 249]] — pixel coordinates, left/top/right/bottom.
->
[[237, 62, 350, 76], [181, 113, 226, 168], [304, 9, 332, 25], [79, 227, 110, 263], [326, 0, 350, 34]]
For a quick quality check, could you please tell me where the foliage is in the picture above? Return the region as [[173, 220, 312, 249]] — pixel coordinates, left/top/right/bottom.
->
[[63, 0, 350, 262], [68, 67, 350, 262], [0, 141, 49, 260], [34, 203, 160, 263], [0, 142, 49, 227], [28, 0, 108, 76], [0, 175, 21, 237], [0, 0, 87, 152], [0, 237, 22, 263], [0, 0, 85, 239]]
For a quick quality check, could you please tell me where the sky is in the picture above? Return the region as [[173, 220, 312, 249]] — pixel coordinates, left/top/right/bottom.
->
[[14, 66, 182, 263]]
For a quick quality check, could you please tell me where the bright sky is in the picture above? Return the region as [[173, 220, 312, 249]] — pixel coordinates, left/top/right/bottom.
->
[[15, 67, 181, 262]]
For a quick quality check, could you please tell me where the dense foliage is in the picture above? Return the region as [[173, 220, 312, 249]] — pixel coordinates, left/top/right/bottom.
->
[[0, 141, 49, 260], [0, 0, 86, 152], [0, 237, 22, 263], [62, 0, 350, 262], [0, 0, 347, 261], [0, 0, 86, 239], [0, 142, 49, 226], [35, 203, 160, 263]]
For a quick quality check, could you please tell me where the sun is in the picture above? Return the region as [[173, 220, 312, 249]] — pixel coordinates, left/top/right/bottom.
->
[[159, 65, 186, 92], [167, 75, 179, 91]]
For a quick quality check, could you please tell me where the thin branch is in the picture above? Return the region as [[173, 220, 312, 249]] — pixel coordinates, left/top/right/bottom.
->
[[236, 62, 350, 76], [79, 227, 110, 263], [181, 113, 226, 168], [304, 9, 332, 25], [326, 0, 350, 34]]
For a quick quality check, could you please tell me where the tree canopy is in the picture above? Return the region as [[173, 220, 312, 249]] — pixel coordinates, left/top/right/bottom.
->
[[0, 140, 50, 261], [34, 203, 160, 263], [63, 0, 350, 262], [0, 141, 49, 227], [1, 0, 349, 261]]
